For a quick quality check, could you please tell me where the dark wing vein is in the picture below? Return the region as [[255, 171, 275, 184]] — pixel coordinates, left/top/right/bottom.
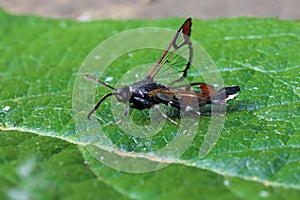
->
[[144, 18, 193, 83]]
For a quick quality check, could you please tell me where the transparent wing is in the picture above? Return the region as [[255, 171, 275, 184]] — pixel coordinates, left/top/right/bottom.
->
[[144, 18, 193, 84]]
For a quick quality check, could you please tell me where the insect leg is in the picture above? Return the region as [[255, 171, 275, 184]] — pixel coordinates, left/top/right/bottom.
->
[[152, 105, 182, 127], [111, 106, 131, 125], [100, 106, 131, 127], [200, 113, 225, 117]]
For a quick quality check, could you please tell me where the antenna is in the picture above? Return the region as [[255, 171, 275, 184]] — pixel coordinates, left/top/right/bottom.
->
[[84, 75, 116, 91]]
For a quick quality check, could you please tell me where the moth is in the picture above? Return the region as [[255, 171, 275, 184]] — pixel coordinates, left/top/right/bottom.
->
[[85, 18, 240, 124]]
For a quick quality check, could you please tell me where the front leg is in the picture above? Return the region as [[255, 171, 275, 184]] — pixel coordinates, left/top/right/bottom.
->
[[131, 97, 180, 126], [101, 106, 130, 127], [130, 97, 158, 110], [152, 105, 182, 127]]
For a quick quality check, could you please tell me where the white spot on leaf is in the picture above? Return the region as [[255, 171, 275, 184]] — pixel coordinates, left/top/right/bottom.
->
[[223, 180, 230, 186], [259, 190, 269, 198], [3, 105, 10, 112], [105, 76, 113, 82], [7, 189, 29, 200], [94, 55, 101, 60], [17, 158, 36, 178]]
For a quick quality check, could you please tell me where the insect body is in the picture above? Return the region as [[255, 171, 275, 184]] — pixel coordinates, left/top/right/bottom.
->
[[85, 18, 240, 122]]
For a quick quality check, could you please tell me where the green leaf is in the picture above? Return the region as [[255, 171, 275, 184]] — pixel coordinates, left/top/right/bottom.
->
[[0, 130, 130, 200], [1, 8, 300, 199]]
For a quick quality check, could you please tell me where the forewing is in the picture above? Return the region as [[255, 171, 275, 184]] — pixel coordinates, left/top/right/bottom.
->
[[148, 82, 217, 109], [144, 18, 193, 84]]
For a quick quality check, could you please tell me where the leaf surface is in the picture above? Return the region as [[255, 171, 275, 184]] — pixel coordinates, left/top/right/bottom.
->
[[1, 10, 300, 199]]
